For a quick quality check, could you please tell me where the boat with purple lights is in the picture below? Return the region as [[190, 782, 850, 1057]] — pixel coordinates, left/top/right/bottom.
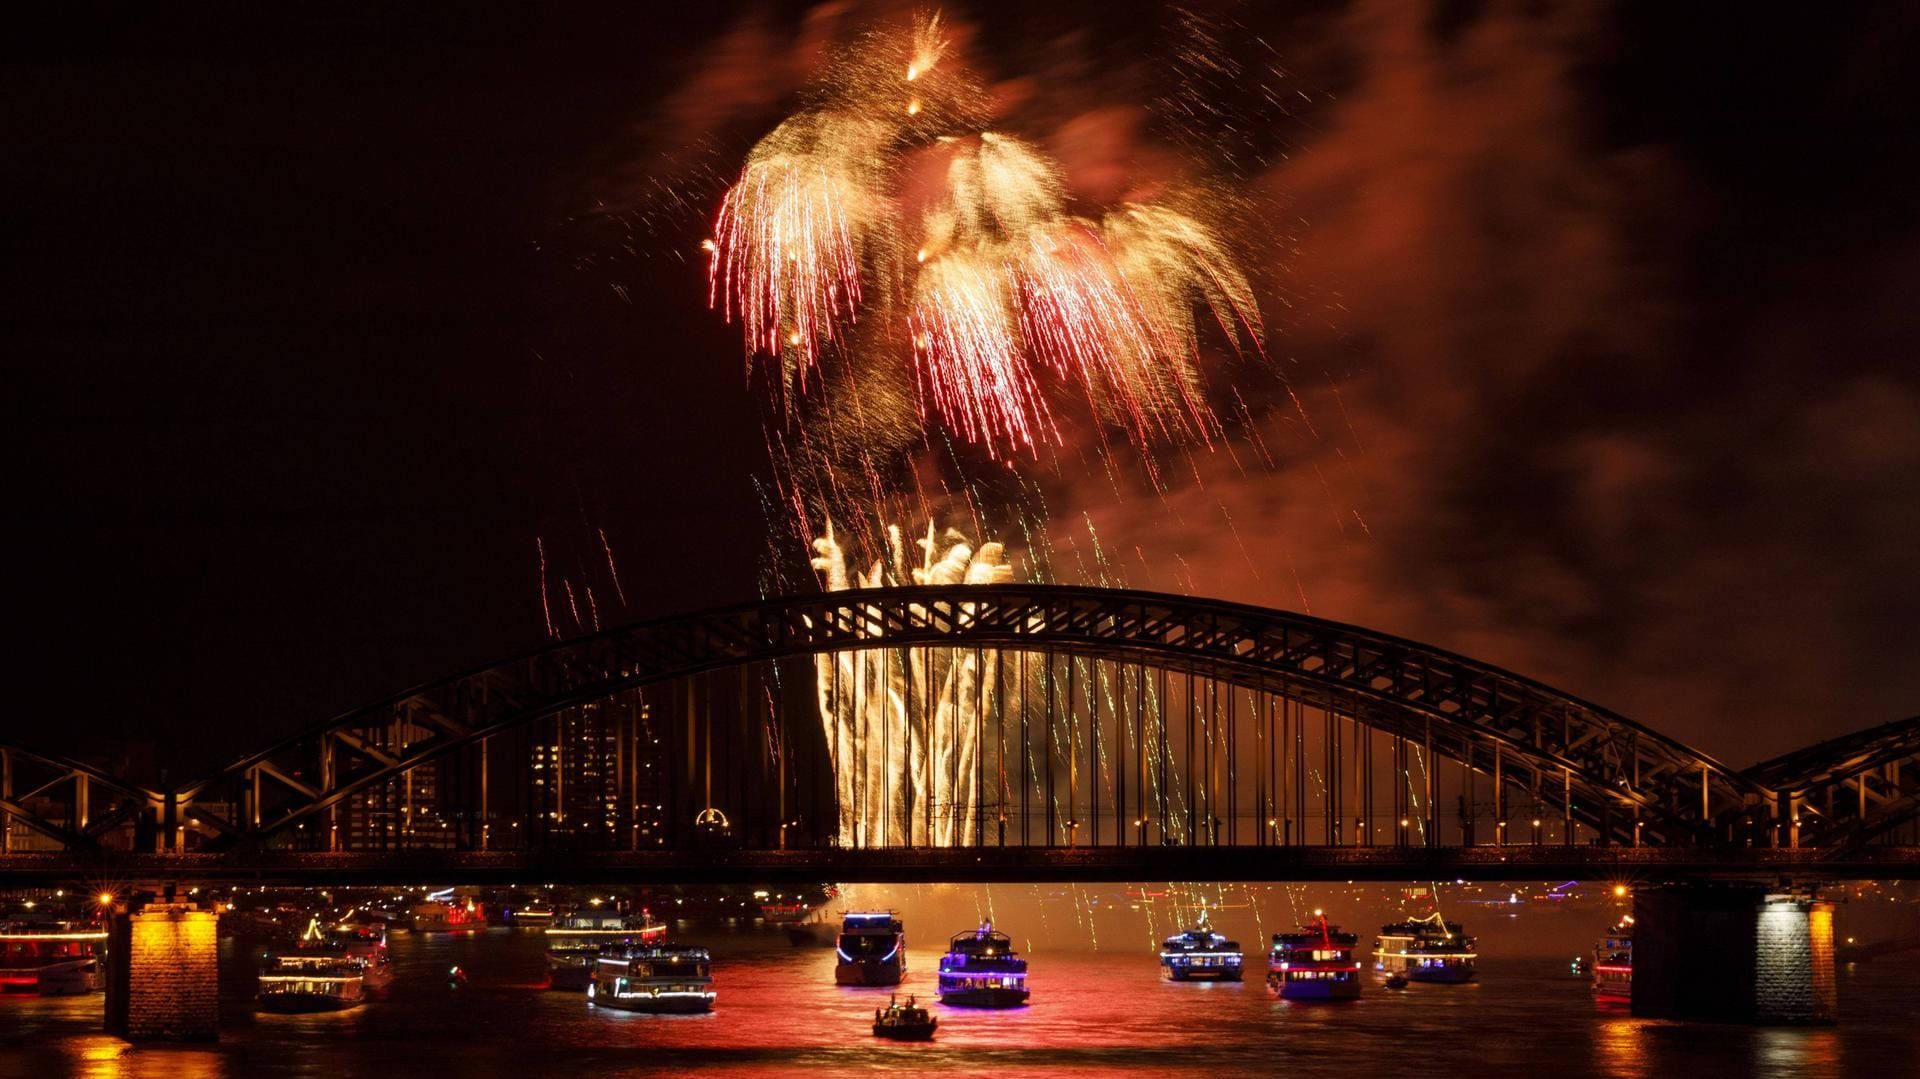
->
[[937, 922, 1029, 1008], [1268, 915, 1362, 1000], [835, 911, 907, 986], [1159, 912, 1244, 981]]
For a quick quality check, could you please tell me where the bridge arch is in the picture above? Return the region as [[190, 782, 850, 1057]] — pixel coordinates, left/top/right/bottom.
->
[[160, 585, 1781, 855], [1742, 715, 1920, 850], [0, 743, 161, 852]]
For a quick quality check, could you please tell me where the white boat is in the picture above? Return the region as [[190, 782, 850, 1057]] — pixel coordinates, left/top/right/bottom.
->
[[257, 953, 366, 1013], [588, 943, 715, 1013], [1373, 912, 1477, 984]]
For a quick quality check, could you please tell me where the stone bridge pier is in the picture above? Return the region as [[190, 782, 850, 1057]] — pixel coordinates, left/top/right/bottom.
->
[[104, 900, 220, 1042], [1632, 882, 1836, 1025]]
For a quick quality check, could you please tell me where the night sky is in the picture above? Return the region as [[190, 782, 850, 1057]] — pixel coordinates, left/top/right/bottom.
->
[[6, 2, 1919, 785]]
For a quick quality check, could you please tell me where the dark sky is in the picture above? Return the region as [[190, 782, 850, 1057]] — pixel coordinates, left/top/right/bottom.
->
[[6, 2, 1919, 784]]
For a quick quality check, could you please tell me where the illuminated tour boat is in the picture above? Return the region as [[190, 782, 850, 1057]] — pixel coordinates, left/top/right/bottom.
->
[[410, 894, 484, 933], [872, 993, 938, 1041], [1158, 913, 1244, 981], [256, 953, 367, 1013], [295, 916, 392, 988], [588, 943, 716, 1013], [545, 909, 667, 990], [1267, 914, 1362, 1001], [1373, 913, 1478, 983], [937, 922, 1029, 1008], [0, 922, 107, 995], [1592, 918, 1632, 1000], [835, 911, 907, 986]]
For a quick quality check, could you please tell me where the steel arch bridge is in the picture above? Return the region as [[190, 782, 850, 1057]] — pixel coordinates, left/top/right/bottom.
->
[[4, 586, 1918, 882]]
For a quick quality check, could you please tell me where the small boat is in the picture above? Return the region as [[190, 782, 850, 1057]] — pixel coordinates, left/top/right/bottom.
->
[[1384, 972, 1409, 989], [872, 993, 937, 1041], [0, 921, 107, 995], [545, 910, 667, 990], [1267, 915, 1362, 1001], [836, 911, 907, 987], [1159, 912, 1244, 982], [1592, 917, 1632, 1000], [588, 943, 715, 1013], [1374, 913, 1477, 984], [257, 953, 365, 1013], [511, 904, 556, 927], [937, 922, 1029, 1008]]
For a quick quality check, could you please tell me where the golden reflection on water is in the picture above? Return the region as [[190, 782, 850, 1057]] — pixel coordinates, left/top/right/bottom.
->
[[1755, 1025, 1841, 1076], [1592, 1014, 1650, 1078]]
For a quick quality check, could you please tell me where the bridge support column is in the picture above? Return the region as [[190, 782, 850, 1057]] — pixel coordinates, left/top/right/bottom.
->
[[104, 901, 219, 1042], [1631, 883, 1835, 1025]]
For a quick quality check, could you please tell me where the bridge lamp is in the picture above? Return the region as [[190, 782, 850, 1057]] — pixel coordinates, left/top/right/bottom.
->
[[1613, 884, 1629, 898], [97, 891, 114, 906]]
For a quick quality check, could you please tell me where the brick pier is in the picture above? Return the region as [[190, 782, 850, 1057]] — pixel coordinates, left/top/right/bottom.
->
[[104, 901, 220, 1041], [1632, 883, 1837, 1025]]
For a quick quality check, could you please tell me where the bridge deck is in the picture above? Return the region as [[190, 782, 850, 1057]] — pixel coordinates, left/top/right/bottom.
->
[[6, 846, 1918, 886]]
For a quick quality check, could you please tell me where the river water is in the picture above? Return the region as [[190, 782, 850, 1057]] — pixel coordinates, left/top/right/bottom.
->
[[3, 916, 1916, 1078]]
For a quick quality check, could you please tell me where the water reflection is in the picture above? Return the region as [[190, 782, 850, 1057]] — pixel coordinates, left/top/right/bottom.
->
[[0, 927, 1911, 1078]]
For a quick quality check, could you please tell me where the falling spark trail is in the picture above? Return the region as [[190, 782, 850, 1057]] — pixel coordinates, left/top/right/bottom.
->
[[598, 527, 628, 607], [536, 536, 556, 638]]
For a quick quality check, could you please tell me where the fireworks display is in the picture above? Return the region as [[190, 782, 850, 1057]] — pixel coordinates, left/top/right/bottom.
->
[[810, 522, 1015, 846], [703, 9, 1292, 849], [706, 10, 1267, 461]]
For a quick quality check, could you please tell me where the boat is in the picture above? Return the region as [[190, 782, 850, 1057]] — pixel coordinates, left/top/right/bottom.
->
[[1374, 913, 1477, 983], [937, 922, 1029, 1008], [1384, 972, 1409, 989], [1592, 917, 1632, 1000], [835, 911, 907, 986], [765, 902, 839, 948], [872, 993, 937, 1040], [546, 910, 667, 990], [511, 903, 556, 927], [256, 953, 366, 1013], [1159, 912, 1244, 981], [0, 922, 107, 995], [587, 943, 715, 1013], [293, 916, 392, 988], [1267, 915, 1362, 1001], [410, 896, 485, 933]]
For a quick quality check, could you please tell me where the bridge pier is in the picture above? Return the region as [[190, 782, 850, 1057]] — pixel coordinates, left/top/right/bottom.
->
[[104, 901, 220, 1042], [1631, 883, 1836, 1025]]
